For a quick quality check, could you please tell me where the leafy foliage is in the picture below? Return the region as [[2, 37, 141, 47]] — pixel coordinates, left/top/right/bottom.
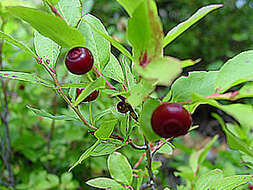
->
[[0, 0, 252, 189]]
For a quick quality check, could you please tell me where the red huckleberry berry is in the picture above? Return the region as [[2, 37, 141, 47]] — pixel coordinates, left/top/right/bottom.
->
[[65, 47, 94, 75], [151, 103, 192, 138], [76, 88, 99, 103]]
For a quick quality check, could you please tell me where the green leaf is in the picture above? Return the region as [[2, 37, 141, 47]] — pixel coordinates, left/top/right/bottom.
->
[[215, 50, 253, 93], [120, 115, 128, 137], [194, 169, 224, 190], [47, 174, 59, 187], [171, 71, 218, 102], [127, 79, 155, 108], [91, 142, 123, 157], [217, 103, 253, 130], [163, 4, 223, 47], [61, 172, 72, 183], [94, 120, 117, 140], [189, 135, 218, 173], [119, 55, 135, 91], [157, 143, 173, 156], [56, 0, 81, 27], [192, 94, 253, 129], [241, 153, 253, 169], [82, 0, 94, 14], [135, 56, 182, 86], [212, 113, 253, 158], [237, 82, 253, 99], [80, 16, 133, 61], [54, 82, 89, 89], [215, 175, 253, 190], [198, 135, 218, 164], [46, 0, 59, 5], [86, 177, 125, 190], [0, 71, 53, 87], [68, 140, 99, 171], [26, 105, 79, 121], [108, 152, 133, 185], [181, 58, 201, 68], [78, 14, 110, 71], [102, 54, 125, 83], [127, 0, 163, 61], [34, 31, 60, 68], [7, 6, 85, 48], [0, 30, 37, 58], [116, 0, 144, 17], [139, 99, 161, 141], [74, 77, 105, 106], [94, 108, 113, 122]]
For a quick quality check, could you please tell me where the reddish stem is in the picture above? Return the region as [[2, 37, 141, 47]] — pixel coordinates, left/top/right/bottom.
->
[[47, 2, 64, 20], [133, 138, 173, 169], [93, 65, 119, 92]]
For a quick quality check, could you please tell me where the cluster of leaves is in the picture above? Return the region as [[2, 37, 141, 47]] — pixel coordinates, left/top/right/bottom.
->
[[0, 0, 252, 189]]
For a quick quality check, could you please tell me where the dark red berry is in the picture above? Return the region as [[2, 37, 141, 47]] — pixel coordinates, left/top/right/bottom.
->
[[117, 101, 129, 113], [151, 103, 192, 138], [76, 88, 99, 102], [65, 47, 94, 75], [249, 184, 253, 190], [19, 84, 25, 90]]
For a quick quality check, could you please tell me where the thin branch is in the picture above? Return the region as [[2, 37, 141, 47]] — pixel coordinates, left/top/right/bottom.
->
[[151, 137, 173, 157], [39, 59, 97, 131], [144, 138, 156, 190], [0, 18, 15, 189], [40, 59, 145, 152], [46, 2, 64, 20], [47, 95, 57, 154], [92, 65, 119, 92], [128, 139, 147, 150]]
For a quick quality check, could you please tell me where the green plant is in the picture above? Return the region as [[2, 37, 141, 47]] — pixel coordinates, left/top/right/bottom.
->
[[0, 0, 252, 189]]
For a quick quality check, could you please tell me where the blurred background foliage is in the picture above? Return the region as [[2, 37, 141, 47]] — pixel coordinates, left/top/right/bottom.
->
[[0, 0, 252, 189]]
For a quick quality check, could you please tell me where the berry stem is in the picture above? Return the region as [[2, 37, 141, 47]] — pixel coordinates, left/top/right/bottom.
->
[[151, 137, 173, 157], [92, 65, 119, 92], [46, 2, 64, 21], [39, 58, 143, 150], [39, 58, 97, 131]]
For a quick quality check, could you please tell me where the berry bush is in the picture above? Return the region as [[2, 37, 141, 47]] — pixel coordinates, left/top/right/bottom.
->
[[0, 0, 252, 189]]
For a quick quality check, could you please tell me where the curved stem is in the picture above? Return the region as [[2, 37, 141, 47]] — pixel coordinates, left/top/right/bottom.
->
[[40, 59, 97, 131], [92, 65, 119, 92], [128, 140, 147, 150]]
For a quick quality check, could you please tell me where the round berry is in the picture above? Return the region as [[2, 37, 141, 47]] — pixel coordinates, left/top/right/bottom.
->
[[65, 47, 94, 75], [76, 88, 99, 102], [19, 84, 25, 90], [117, 101, 129, 113], [151, 103, 192, 138]]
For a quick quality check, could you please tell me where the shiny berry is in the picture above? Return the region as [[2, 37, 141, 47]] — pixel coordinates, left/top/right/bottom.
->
[[76, 88, 99, 102], [65, 47, 94, 75], [151, 103, 192, 138]]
